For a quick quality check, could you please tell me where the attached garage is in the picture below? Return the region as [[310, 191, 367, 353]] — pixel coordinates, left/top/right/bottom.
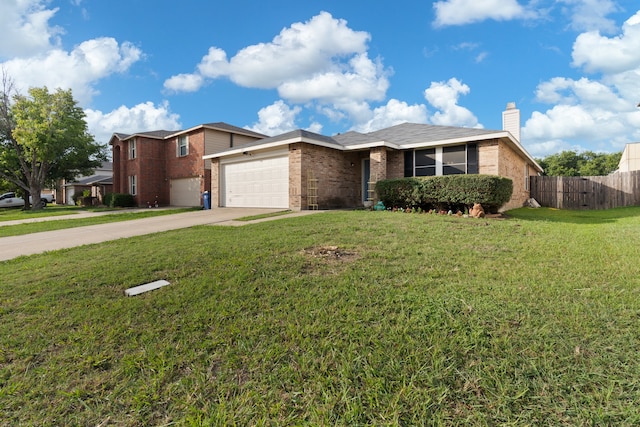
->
[[170, 177, 201, 207], [220, 150, 289, 208]]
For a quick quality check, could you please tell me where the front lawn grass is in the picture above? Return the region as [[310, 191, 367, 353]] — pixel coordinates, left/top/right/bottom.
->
[[1, 207, 640, 425], [0, 208, 198, 237], [0, 204, 86, 221], [235, 209, 292, 221]]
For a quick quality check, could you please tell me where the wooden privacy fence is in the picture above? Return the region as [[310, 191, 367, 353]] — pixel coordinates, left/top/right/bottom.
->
[[530, 171, 640, 209]]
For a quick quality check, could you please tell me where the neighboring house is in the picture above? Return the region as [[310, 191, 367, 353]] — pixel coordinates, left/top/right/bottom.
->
[[205, 103, 543, 211], [618, 142, 640, 172], [59, 162, 113, 205], [109, 123, 266, 207]]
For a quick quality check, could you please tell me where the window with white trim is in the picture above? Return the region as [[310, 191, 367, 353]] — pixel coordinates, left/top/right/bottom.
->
[[177, 135, 188, 157], [129, 138, 136, 159], [404, 144, 478, 177], [129, 175, 137, 195], [524, 164, 530, 190]]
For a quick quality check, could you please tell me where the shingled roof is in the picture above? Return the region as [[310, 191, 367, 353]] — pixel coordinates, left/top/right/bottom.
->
[[335, 123, 500, 146]]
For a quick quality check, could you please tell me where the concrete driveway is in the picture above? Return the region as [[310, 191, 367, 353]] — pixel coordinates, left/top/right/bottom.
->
[[0, 208, 322, 261]]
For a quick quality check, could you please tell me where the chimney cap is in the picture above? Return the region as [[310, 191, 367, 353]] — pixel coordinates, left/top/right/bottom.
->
[[506, 102, 517, 110]]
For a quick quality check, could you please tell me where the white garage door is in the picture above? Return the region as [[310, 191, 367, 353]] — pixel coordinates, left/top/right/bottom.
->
[[170, 177, 201, 207], [222, 153, 289, 208]]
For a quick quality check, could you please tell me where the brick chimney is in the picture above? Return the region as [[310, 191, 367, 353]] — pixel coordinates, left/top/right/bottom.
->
[[502, 102, 521, 142]]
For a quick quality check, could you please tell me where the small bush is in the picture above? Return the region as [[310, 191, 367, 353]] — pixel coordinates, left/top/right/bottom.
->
[[105, 193, 135, 208], [375, 178, 421, 208], [375, 175, 513, 212], [103, 193, 113, 207], [71, 192, 82, 206]]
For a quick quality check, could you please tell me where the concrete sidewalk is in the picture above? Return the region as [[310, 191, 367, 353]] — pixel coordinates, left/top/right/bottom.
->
[[0, 208, 324, 261]]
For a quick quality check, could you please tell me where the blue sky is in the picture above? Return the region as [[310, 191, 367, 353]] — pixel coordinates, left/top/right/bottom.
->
[[1, 0, 639, 157]]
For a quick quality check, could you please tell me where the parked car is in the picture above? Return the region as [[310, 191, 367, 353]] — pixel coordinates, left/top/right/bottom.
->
[[0, 192, 55, 208]]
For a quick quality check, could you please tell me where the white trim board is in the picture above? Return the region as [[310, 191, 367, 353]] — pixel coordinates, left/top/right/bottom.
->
[[125, 280, 170, 296]]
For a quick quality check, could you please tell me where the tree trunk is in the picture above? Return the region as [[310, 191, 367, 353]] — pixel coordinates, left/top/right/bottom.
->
[[29, 183, 43, 211]]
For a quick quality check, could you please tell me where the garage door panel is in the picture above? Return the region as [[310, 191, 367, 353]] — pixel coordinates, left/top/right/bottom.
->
[[170, 177, 201, 207], [222, 155, 289, 208]]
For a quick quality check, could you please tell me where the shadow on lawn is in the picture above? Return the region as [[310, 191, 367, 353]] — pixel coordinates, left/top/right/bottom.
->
[[506, 206, 640, 224]]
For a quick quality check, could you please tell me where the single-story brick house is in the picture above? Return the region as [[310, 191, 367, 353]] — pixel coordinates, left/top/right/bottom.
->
[[205, 103, 543, 211], [59, 161, 113, 205], [109, 123, 266, 207]]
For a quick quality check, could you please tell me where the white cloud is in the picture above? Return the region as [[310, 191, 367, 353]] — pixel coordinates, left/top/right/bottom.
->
[[523, 78, 640, 155], [163, 73, 204, 93], [247, 100, 314, 136], [424, 78, 482, 128], [196, 47, 229, 79], [475, 52, 489, 63], [163, 11, 389, 107], [523, 10, 640, 156], [433, 0, 530, 27], [2, 37, 143, 105], [535, 77, 629, 110], [352, 99, 428, 133], [278, 53, 390, 104], [572, 10, 640, 74], [85, 101, 182, 144], [0, 0, 63, 58], [559, 0, 619, 33]]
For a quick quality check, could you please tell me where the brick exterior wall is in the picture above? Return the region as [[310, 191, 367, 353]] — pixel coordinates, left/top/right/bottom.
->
[[369, 147, 387, 184], [378, 138, 535, 211], [208, 138, 536, 211], [478, 138, 533, 210], [166, 130, 207, 199], [497, 141, 533, 210], [111, 136, 165, 206], [210, 158, 220, 208], [112, 127, 262, 207], [296, 144, 361, 209], [289, 144, 303, 210], [387, 150, 405, 179]]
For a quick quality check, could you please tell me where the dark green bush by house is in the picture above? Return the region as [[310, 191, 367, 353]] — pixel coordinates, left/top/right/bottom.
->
[[376, 175, 513, 212], [104, 193, 135, 208], [375, 178, 421, 209]]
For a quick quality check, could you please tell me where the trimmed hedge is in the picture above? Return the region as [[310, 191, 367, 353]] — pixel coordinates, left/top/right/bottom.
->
[[375, 175, 513, 212], [104, 193, 136, 208]]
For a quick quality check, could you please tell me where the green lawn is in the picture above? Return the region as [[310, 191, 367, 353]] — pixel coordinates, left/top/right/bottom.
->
[[0, 207, 198, 237], [1, 208, 640, 425], [0, 204, 86, 221]]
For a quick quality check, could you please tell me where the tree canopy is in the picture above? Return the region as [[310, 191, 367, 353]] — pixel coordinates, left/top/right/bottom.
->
[[0, 81, 107, 210], [536, 150, 622, 177]]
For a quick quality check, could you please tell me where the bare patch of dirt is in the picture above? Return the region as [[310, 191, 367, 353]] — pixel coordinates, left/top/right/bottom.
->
[[303, 246, 358, 262]]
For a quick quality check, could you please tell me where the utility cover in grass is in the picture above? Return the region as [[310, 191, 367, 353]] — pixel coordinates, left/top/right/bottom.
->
[[125, 280, 170, 296]]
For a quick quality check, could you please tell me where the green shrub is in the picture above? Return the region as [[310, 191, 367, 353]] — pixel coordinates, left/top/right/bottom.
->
[[71, 192, 82, 206], [103, 193, 113, 207], [375, 178, 421, 208], [105, 193, 135, 208], [375, 175, 513, 212]]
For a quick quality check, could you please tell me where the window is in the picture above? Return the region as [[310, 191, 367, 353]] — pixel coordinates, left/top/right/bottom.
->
[[129, 175, 137, 195], [128, 138, 136, 159], [442, 145, 466, 175], [524, 164, 530, 190], [415, 148, 436, 176], [177, 135, 188, 157], [404, 144, 479, 177]]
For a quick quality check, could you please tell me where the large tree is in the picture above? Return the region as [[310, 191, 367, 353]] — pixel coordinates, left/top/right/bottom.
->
[[536, 150, 622, 177], [0, 82, 107, 210]]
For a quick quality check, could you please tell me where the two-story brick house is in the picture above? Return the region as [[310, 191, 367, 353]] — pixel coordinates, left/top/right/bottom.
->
[[109, 123, 266, 207]]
